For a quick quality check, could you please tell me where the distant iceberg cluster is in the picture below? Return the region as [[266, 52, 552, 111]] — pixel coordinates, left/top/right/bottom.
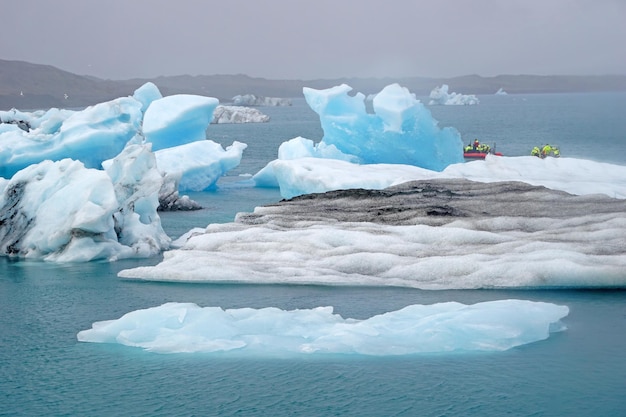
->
[[232, 94, 291, 107], [495, 87, 508, 95], [77, 300, 569, 355], [429, 84, 479, 105]]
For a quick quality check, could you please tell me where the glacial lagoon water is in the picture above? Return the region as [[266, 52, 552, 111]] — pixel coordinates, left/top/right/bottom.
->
[[1, 92, 626, 416]]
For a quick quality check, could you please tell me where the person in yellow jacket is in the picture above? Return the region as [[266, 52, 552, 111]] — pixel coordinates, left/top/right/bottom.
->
[[531, 146, 541, 157], [541, 144, 553, 158]]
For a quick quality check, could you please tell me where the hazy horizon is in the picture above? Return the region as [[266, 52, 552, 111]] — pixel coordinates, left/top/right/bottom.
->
[[2, 0, 625, 81]]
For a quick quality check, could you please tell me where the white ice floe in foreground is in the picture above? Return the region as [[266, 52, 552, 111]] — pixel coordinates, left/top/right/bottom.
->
[[429, 84, 480, 105], [120, 164, 626, 289], [118, 208, 626, 289], [77, 300, 569, 355]]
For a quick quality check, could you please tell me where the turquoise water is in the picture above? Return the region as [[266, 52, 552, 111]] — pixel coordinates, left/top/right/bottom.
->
[[2, 93, 626, 416], [428, 92, 626, 164]]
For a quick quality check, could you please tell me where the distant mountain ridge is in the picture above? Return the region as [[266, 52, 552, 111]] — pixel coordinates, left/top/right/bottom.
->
[[1, 59, 625, 110]]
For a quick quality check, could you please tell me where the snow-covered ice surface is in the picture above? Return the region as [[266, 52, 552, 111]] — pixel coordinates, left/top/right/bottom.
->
[[77, 300, 569, 355], [119, 178, 626, 289], [255, 155, 626, 200]]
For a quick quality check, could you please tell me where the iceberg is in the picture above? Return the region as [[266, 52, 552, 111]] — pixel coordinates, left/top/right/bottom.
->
[[77, 300, 569, 355], [0, 144, 170, 261], [0, 83, 237, 185], [0, 83, 251, 260], [0, 97, 143, 178], [156, 173, 202, 211], [495, 88, 508, 95], [142, 93, 219, 151], [2, 82, 245, 194], [211, 105, 270, 123], [154, 140, 247, 191], [429, 84, 480, 105], [132, 81, 163, 112], [232, 94, 292, 107], [254, 83, 463, 187]]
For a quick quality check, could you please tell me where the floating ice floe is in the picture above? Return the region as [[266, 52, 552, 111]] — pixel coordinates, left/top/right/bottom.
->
[[77, 300, 569, 355], [211, 105, 270, 123], [429, 84, 480, 105], [118, 178, 626, 289], [256, 154, 626, 200], [232, 94, 291, 106]]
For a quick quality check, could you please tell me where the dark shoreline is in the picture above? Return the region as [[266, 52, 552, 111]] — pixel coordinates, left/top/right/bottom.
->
[[2, 59, 626, 110]]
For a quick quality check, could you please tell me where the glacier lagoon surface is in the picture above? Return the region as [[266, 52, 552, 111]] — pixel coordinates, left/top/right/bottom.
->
[[2, 93, 626, 416], [2, 259, 624, 416]]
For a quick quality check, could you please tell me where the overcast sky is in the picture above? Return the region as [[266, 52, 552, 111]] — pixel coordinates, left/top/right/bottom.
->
[[2, 0, 625, 80]]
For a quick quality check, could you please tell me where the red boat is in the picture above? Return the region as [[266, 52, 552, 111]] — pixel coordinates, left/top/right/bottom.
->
[[463, 149, 503, 160], [463, 140, 502, 160]]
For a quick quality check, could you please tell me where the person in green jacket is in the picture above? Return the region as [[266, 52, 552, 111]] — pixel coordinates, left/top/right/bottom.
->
[[531, 146, 541, 157]]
